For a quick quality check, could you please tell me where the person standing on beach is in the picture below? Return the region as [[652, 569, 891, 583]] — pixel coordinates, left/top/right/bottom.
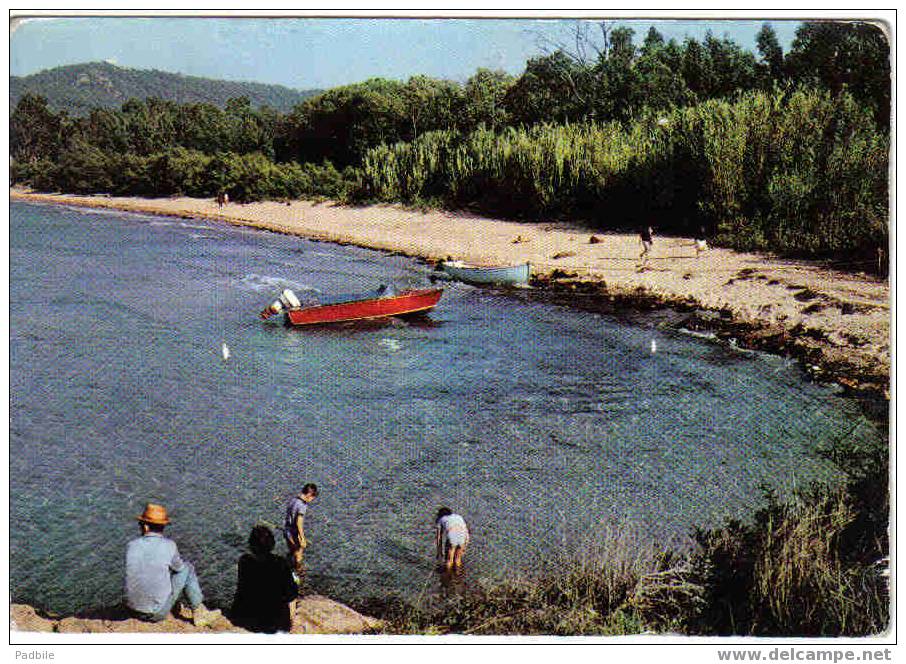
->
[[435, 507, 469, 573], [639, 225, 654, 264], [125, 503, 218, 626], [284, 483, 319, 580]]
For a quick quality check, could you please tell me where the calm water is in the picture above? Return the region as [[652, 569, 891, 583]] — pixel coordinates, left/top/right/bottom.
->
[[9, 201, 879, 613]]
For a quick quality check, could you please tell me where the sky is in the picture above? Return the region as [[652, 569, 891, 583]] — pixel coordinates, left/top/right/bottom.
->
[[9, 15, 808, 91]]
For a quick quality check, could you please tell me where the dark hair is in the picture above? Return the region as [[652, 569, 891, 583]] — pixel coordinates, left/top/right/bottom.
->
[[302, 483, 319, 497], [248, 525, 276, 556], [435, 507, 452, 524], [145, 522, 166, 534]]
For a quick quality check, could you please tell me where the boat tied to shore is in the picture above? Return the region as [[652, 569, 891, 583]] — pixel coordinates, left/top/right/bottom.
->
[[259, 285, 443, 326], [439, 260, 531, 286]]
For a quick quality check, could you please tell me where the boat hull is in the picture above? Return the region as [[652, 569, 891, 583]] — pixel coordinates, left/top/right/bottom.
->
[[284, 288, 443, 326], [441, 261, 531, 286]]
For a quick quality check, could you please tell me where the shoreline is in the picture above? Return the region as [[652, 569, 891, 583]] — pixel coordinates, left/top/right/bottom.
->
[[11, 187, 890, 401], [10, 598, 381, 635]]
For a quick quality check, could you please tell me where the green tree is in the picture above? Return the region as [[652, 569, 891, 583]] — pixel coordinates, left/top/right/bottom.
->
[[459, 69, 514, 131], [680, 38, 710, 102], [281, 79, 409, 166], [702, 32, 759, 98], [224, 96, 276, 157], [640, 26, 665, 54], [755, 23, 785, 85], [119, 98, 179, 155], [593, 26, 639, 122], [174, 102, 231, 154], [10, 93, 66, 164], [76, 107, 131, 154], [54, 137, 114, 193], [634, 31, 693, 111], [402, 76, 461, 141], [786, 21, 890, 128], [504, 51, 594, 125]]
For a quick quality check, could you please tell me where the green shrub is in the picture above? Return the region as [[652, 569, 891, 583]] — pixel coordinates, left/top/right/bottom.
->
[[690, 486, 888, 636]]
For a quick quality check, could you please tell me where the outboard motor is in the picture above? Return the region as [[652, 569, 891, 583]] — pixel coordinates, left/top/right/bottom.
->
[[260, 288, 302, 319], [281, 289, 301, 309]]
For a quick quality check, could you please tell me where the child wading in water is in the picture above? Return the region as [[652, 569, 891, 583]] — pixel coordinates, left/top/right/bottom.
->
[[435, 507, 469, 572]]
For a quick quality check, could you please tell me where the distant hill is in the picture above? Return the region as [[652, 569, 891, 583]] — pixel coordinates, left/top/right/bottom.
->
[[10, 61, 321, 115]]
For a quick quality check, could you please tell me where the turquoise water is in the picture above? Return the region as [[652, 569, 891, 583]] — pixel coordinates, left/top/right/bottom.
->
[[9, 201, 878, 613]]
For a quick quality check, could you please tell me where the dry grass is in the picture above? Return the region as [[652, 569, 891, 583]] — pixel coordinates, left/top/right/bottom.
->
[[367, 487, 887, 637]]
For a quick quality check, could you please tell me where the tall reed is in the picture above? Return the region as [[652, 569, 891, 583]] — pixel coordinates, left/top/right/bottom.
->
[[358, 87, 888, 260], [751, 488, 887, 635]]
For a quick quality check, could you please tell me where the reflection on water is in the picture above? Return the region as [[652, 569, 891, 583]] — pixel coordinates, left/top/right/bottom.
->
[[10, 202, 880, 613]]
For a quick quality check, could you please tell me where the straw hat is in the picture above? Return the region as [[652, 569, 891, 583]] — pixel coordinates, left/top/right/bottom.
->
[[136, 503, 170, 526]]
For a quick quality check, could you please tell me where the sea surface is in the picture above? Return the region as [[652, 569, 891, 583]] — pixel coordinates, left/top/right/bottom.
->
[[9, 201, 880, 613]]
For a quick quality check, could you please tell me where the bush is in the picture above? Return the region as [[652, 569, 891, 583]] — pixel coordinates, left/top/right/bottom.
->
[[689, 486, 888, 636]]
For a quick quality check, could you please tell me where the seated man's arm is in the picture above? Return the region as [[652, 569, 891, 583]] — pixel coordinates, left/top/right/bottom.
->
[[169, 542, 186, 573]]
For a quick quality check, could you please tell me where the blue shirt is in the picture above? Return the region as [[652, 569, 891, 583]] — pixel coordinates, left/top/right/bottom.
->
[[283, 497, 308, 539], [125, 532, 185, 614]]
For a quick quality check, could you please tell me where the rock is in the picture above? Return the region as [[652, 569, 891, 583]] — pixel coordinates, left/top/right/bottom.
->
[[10, 604, 55, 632], [11, 598, 381, 635], [292, 595, 383, 634], [589, 235, 602, 244], [43, 611, 245, 634]]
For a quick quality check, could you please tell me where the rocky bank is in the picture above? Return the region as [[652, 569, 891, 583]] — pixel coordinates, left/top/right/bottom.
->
[[10, 597, 382, 635]]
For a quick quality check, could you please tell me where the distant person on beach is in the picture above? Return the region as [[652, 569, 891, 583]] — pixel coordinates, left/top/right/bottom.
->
[[125, 503, 218, 626], [284, 483, 319, 579], [694, 225, 709, 257], [231, 525, 298, 633], [639, 225, 654, 262], [435, 507, 469, 573]]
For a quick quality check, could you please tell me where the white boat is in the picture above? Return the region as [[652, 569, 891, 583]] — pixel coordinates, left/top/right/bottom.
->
[[440, 260, 531, 286]]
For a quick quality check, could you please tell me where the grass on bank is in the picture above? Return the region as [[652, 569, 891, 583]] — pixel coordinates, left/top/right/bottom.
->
[[365, 482, 888, 637]]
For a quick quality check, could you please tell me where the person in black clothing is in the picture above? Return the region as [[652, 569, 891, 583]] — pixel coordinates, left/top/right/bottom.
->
[[638, 224, 654, 267], [230, 525, 298, 633]]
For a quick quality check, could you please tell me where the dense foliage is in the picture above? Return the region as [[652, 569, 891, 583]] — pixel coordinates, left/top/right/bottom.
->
[[10, 61, 321, 116], [10, 21, 891, 261], [360, 88, 887, 257]]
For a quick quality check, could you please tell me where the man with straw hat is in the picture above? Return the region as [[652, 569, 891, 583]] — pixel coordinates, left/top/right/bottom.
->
[[125, 503, 218, 626]]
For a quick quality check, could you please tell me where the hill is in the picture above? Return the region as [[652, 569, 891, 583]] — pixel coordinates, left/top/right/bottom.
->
[[10, 61, 321, 115]]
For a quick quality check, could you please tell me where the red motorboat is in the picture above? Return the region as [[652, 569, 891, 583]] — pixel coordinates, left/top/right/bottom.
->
[[260, 285, 443, 326]]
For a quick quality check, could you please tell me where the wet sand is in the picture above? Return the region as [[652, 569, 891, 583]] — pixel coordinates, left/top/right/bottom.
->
[[10, 187, 890, 395]]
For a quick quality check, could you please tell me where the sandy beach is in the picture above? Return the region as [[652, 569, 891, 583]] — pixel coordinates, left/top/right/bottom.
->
[[11, 187, 890, 396]]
